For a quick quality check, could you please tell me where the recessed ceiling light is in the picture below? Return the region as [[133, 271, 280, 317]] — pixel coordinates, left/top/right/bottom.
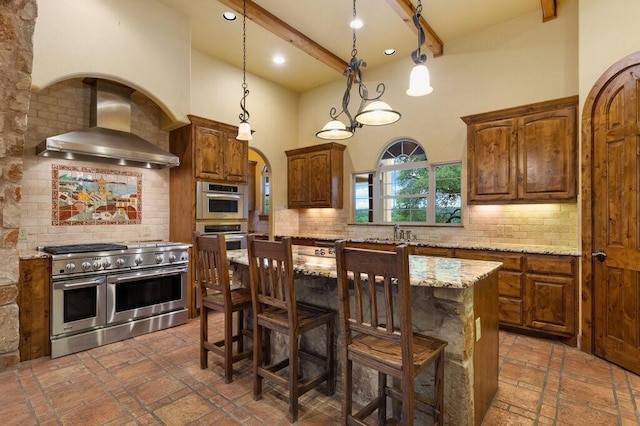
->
[[384, 48, 396, 56], [350, 18, 363, 29], [273, 55, 286, 65], [222, 11, 237, 21]]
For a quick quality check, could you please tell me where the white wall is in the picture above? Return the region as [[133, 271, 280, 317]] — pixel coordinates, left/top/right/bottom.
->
[[31, 0, 191, 125]]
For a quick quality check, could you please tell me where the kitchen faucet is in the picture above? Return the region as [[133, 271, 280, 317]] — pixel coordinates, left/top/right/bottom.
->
[[394, 224, 400, 241]]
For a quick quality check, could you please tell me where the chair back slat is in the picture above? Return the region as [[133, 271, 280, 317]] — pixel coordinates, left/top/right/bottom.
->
[[336, 241, 412, 349], [247, 235, 297, 322], [194, 232, 231, 302]]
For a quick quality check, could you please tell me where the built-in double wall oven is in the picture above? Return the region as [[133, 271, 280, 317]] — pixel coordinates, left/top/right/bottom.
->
[[194, 221, 247, 250], [196, 182, 247, 220]]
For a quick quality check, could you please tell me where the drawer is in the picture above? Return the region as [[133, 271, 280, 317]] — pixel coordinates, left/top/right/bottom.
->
[[526, 255, 575, 275], [411, 246, 455, 257], [455, 249, 524, 271], [498, 297, 523, 325], [499, 271, 523, 298]]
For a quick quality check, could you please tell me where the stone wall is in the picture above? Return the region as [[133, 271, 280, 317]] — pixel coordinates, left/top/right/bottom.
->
[[0, 0, 37, 370]]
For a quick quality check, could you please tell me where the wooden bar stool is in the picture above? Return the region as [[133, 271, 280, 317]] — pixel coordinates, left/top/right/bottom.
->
[[246, 235, 335, 422], [193, 232, 252, 383], [335, 240, 448, 425]]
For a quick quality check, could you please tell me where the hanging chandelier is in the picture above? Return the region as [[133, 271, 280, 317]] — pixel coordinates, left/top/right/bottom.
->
[[237, 0, 252, 140], [406, 0, 433, 96], [316, 0, 401, 140]]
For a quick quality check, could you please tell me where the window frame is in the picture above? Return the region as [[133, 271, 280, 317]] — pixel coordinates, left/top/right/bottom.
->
[[352, 140, 463, 226]]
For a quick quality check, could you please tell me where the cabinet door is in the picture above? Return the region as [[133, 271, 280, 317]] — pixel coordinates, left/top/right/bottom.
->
[[525, 274, 575, 335], [194, 125, 225, 181], [223, 136, 248, 184], [247, 160, 257, 211], [518, 107, 576, 201], [467, 118, 518, 203], [307, 150, 333, 206], [288, 153, 308, 208], [525, 255, 576, 335]]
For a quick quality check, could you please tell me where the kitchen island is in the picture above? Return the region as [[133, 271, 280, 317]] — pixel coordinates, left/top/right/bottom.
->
[[227, 246, 502, 426]]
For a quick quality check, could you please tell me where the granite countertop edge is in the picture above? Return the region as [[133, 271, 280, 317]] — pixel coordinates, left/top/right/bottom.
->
[[272, 235, 580, 256]]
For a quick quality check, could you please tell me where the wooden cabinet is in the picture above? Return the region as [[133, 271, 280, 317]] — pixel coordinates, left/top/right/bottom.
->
[[462, 96, 577, 204], [455, 249, 525, 327], [169, 115, 248, 318], [172, 115, 248, 184], [525, 254, 576, 335], [18, 257, 51, 361], [285, 143, 346, 209]]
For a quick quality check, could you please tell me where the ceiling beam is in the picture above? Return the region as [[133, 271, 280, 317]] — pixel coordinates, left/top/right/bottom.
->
[[385, 0, 444, 57], [217, 0, 348, 73], [540, 0, 557, 22]]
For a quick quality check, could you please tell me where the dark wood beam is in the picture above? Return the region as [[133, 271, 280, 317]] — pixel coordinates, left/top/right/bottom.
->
[[385, 0, 444, 57], [540, 0, 557, 22], [217, 0, 348, 73]]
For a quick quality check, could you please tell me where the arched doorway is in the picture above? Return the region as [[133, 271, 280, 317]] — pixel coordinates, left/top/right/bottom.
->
[[248, 148, 272, 238], [582, 51, 640, 374]]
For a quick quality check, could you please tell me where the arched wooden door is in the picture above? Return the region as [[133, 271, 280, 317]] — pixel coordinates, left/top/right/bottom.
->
[[583, 51, 640, 374]]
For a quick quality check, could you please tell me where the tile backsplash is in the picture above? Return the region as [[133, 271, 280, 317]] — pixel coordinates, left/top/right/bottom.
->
[[293, 203, 579, 249]]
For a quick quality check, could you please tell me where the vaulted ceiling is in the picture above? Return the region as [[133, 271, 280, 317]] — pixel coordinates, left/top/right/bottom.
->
[[154, 0, 556, 93]]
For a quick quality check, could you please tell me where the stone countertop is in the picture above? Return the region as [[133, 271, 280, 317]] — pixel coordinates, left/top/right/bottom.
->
[[227, 246, 502, 289], [272, 235, 580, 256]]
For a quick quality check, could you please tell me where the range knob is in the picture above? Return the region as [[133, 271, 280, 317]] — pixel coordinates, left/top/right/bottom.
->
[[102, 259, 112, 269], [92, 261, 102, 270], [155, 255, 164, 264], [65, 262, 76, 273], [134, 256, 143, 266], [81, 261, 92, 271], [116, 258, 126, 268], [168, 254, 177, 263]]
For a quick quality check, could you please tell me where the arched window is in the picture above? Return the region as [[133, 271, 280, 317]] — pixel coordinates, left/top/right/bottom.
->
[[353, 139, 462, 225]]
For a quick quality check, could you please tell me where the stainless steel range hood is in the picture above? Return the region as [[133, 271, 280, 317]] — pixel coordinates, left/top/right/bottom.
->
[[36, 79, 179, 169]]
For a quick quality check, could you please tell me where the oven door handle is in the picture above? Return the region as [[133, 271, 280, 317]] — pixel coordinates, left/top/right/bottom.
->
[[204, 193, 242, 200], [110, 268, 186, 283], [55, 279, 104, 290]]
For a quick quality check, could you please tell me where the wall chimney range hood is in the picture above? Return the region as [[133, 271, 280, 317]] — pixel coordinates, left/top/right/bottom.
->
[[36, 79, 179, 169]]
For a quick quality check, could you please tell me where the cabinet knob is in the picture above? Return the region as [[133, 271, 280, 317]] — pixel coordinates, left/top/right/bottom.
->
[[591, 251, 607, 262]]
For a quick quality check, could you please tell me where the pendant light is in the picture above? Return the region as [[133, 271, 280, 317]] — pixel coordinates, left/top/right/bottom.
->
[[406, 0, 433, 97], [237, 0, 252, 140], [316, 0, 400, 140]]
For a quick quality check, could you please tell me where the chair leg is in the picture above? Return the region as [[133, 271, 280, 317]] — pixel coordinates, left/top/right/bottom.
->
[[200, 307, 208, 370], [433, 352, 445, 425], [288, 332, 299, 423], [378, 372, 387, 425], [342, 358, 353, 424], [253, 324, 263, 400], [224, 309, 233, 383], [237, 309, 244, 353]]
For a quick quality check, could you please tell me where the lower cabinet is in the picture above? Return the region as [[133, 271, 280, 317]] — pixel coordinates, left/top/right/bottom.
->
[[432, 248, 577, 338], [525, 254, 576, 335]]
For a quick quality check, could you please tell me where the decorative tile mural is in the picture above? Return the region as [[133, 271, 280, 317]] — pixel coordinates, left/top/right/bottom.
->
[[52, 164, 142, 225]]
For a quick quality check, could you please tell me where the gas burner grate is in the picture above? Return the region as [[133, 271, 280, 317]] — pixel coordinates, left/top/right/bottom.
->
[[42, 243, 128, 255]]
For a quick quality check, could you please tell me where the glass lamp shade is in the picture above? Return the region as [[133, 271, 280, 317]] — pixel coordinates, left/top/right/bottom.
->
[[406, 64, 433, 96], [355, 101, 401, 126], [316, 120, 354, 140], [237, 121, 253, 141]]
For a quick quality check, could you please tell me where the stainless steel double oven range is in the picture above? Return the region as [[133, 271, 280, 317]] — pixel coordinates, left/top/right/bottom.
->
[[43, 242, 189, 358]]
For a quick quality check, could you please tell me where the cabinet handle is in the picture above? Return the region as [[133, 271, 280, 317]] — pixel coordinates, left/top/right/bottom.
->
[[591, 251, 607, 262]]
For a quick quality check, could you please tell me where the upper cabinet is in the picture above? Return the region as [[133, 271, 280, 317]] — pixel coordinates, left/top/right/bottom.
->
[[285, 142, 346, 209], [171, 115, 248, 184], [462, 96, 577, 204]]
